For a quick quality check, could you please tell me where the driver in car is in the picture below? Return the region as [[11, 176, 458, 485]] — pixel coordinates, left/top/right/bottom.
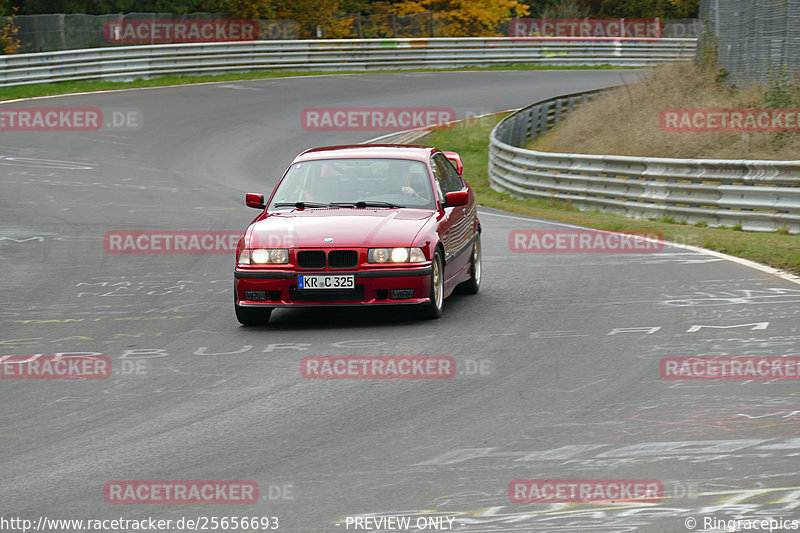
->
[[390, 163, 429, 202]]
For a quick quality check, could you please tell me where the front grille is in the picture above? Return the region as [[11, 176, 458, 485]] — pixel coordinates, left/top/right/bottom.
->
[[327, 250, 358, 269], [295, 249, 359, 269], [290, 285, 365, 302], [296, 250, 326, 269]]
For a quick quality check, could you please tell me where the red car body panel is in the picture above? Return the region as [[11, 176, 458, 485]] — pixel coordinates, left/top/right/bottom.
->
[[234, 145, 480, 309], [247, 209, 436, 250]]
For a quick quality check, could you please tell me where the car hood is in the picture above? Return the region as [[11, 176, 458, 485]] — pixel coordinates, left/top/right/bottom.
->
[[247, 208, 436, 249]]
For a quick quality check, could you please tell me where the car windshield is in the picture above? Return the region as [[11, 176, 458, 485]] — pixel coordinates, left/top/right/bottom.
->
[[270, 158, 435, 209]]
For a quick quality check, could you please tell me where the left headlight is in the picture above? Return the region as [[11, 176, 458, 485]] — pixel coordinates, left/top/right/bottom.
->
[[238, 248, 289, 265], [368, 247, 426, 264]]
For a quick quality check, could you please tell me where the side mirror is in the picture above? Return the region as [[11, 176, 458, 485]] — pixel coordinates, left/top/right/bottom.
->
[[246, 193, 265, 209], [442, 151, 463, 175], [444, 190, 468, 207]]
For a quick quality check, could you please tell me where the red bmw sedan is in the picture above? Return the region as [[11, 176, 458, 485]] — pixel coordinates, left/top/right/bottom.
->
[[234, 144, 481, 326]]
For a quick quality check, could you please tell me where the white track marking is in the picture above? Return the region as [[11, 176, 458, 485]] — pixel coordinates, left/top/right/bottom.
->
[[478, 209, 800, 287]]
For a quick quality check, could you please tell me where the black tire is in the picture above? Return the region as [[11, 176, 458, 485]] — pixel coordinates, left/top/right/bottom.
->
[[420, 250, 444, 319], [457, 233, 481, 295], [235, 304, 272, 326]]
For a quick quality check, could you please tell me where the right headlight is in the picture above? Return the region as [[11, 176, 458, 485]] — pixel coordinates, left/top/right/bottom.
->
[[368, 247, 426, 263]]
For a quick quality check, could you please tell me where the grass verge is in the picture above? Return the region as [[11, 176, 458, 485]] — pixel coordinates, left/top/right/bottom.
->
[[529, 62, 800, 160], [0, 64, 629, 102], [419, 114, 800, 276]]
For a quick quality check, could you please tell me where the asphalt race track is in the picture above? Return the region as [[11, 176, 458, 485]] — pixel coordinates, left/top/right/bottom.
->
[[2, 70, 799, 533]]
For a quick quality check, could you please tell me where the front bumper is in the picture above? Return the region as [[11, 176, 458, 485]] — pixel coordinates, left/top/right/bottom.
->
[[234, 265, 433, 307]]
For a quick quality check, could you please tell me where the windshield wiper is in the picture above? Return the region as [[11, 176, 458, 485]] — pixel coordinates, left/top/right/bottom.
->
[[329, 201, 404, 208], [273, 202, 328, 209]]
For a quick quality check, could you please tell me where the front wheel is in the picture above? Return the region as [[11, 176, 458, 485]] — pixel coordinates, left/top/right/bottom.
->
[[235, 303, 272, 326], [420, 250, 444, 319], [457, 233, 481, 295]]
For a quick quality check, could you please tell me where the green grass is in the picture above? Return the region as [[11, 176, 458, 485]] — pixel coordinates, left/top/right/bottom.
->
[[0, 64, 631, 102], [419, 115, 800, 276]]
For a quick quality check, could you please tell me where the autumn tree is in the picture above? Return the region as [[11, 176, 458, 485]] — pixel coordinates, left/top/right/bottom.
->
[[395, 0, 529, 36], [1, 5, 21, 54], [582, 0, 699, 18], [271, 0, 353, 38], [202, 0, 275, 18], [540, 0, 589, 18], [14, 0, 207, 15]]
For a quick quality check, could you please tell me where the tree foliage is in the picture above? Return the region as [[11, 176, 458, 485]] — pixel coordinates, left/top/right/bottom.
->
[[201, 0, 274, 18], [13, 0, 208, 15], [271, 0, 352, 38], [521, 0, 698, 18], [1, 5, 21, 53], [395, 0, 529, 36], [582, 0, 698, 18], [11, 0, 698, 26]]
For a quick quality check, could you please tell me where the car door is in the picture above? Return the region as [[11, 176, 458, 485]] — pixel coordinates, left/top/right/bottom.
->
[[431, 153, 472, 281]]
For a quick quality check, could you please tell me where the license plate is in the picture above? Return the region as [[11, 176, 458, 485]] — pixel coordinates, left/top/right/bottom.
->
[[298, 274, 355, 290]]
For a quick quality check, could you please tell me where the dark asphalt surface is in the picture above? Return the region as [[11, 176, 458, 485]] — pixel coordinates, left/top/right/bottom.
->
[[1, 70, 799, 533]]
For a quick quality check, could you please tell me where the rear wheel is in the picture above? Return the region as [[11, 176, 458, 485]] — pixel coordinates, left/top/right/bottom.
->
[[420, 250, 444, 319], [235, 303, 272, 326], [457, 233, 481, 295]]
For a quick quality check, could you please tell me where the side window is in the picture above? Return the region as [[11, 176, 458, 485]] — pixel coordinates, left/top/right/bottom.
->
[[433, 153, 463, 194], [430, 156, 446, 200]]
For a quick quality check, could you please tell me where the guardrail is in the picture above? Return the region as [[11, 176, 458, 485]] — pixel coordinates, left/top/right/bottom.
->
[[0, 37, 695, 87], [488, 91, 800, 233]]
